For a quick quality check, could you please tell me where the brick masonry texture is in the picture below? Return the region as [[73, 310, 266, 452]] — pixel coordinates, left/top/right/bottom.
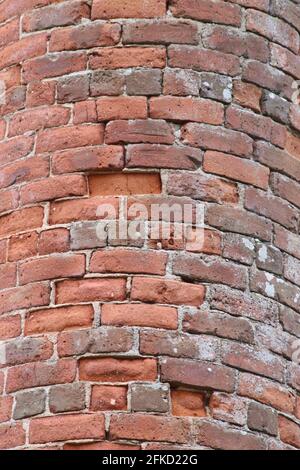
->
[[0, 0, 299, 451]]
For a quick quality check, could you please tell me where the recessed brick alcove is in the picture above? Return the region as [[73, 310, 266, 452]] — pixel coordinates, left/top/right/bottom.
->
[[0, 0, 300, 450]]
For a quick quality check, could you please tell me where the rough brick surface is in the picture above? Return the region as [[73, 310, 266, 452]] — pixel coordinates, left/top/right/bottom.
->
[[0, 0, 299, 451]]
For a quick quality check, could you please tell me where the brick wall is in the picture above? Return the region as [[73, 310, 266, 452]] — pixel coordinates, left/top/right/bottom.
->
[[0, 0, 300, 450]]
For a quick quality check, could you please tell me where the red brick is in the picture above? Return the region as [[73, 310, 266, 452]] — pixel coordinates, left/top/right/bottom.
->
[[196, 421, 266, 450], [0, 156, 49, 191], [0, 135, 34, 167], [50, 22, 121, 52], [20, 254, 85, 285], [150, 96, 223, 124], [204, 25, 268, 62], [23, 1, 90, 32], [89, 47, 166, 69], [92, 0, 166, 19], [110, 413, 191, 443], [290, 105, 300, 132], [56, 278, 126, 304], [246, 9, 299, 53], [38, 228, 70, 255], [0, 396, 13, 423], [102, 303, 178, 329], [255, 141, 300, 182], [0, 189, 19, 215], [227, 0, 268, 10], [6, 359, 76, 393], [0, 240, 7, 264], [204, 151, 269, 189], [23, 52, 87, 83], [272, 0, 300, 33], [90, 248, 167, 275], [0, 85, 26, 118], [8, 232, 38, 262], [233, 80, 262, 112], [96, 96, 147, 121], [57, 75, 89, 103], [171, 0, 241, 26], [223, 233, 255, 266], [0, 316, 21, 341], [123, 20, 198, 44], [90, 385, 127, 411], [0, 206, 44, 238], [49, 196, 118, 225], [0, 66, 21, 90], [36, 124, 104, 154], [286, 132, 300, 159], [79, 357, 157, 382], [73, 100, 98, 124], [182, 123, 253, 157], [25, 305, 94, 335], [89, 173, 161, 196], [0, 33, 47, 70], [169, 45, 240, 76], [161, 357, 236, 392], [0, 263, 17, 290], [279, 416, 300, 449], [171, 390, 206, 417], [245, 187, 298, 232], [131, 277, 205, 306], [0, 18, 19, 48], [186, 229, 222, 255], [274, 225, 300, 260], [20, 175, 87, 205], [0, 423, 25, 450], [29, 414, 105, 444], [26, 81, 56, 108], [8, 106, 70, 137], [105, 119, 174, 145], [271, 173, 300, 209], [206, 204, 272, 241], [52, 146, 124, 174], [271, 44, 300, 81], [226, 105, 286, 148]]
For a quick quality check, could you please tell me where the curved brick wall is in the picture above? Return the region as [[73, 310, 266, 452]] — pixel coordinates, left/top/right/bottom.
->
[[0, 0, 300, 451]]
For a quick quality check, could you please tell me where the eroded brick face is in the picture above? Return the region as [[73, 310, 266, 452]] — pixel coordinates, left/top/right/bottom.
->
[[0, 0, 299, 451]]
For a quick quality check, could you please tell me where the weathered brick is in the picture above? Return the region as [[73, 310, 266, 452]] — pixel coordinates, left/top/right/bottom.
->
[[0, 135, 34, 167], [26, 81, 56, 108], [131, 384, 169, 413], [36, 124, 104, 153], [270, 43, 300, 80], [209, 392, 248, 426], [50, 21, 120, 52], [110, 413, 191, 443], [248, 402, 278, 436], [163, 69, 200, 96], [256, 243, 283, 275], [57, 75, 89, 103], [182, 123, 253, 157], [131, 277, 205, 306], [90, 71, 125, 97], [233, 80, 262, 112], [23, 1, 90, 32], [0, 423, 25, 450], [167, 172, 238, 203], [90, 385, 127, 411], [52, 146, 124, 174], [0, 33, 47, 70], [279, 416, 300, 449], [50, 196, 118, 225], [171, 390, 206, 417], [97, 97, 148, 121], [255, 141, 300, 182], [123, 20, 198, 45], [169, 46, 241, 76], [6, 359, 76, 393], [261, 90, 290, 125], [161, 357, 236, 392], [38, 228, 70, 256], [14, 390, 46, 420], [106, 120, 174, 145], [200, 72, 232, 103], [0, 396, 13, 423], [89, 173, 161, 196], [223, 233, 256, 266], [246, 9, 299, 53], [170, 0, 242, 26], [183, 310, 255, 344], [196, 420, 266, 450], [5, 336, 53, 366], [0, 316, 21, 341], [126, 70, 162, 96], [49, 383, 86, 413], [0, 282, 50, 316], [23, 52, 87, 83]]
